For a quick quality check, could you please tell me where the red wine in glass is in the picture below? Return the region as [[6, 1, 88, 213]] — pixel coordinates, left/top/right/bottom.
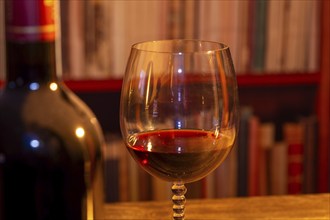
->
[[126, 129, 235, 183]]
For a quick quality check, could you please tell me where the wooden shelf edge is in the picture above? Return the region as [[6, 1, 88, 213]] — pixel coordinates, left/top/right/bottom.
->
[[237, 72, 321, 87], [0, 79, 123, 92], [0, 73, 321, 92], [63, 79, 123, 92]]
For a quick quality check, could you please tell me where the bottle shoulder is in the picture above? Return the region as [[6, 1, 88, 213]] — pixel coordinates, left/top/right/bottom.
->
[[0, 82, 104, 154], [0, 82, 92, 117]]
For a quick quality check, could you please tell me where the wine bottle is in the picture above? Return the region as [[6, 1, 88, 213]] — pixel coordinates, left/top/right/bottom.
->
[[0, 1, 105, 219]]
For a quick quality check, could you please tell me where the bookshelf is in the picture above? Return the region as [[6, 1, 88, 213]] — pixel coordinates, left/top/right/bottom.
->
[[237, 73, 320, 87], [0, 0, 329, 200], [75, 0, 329, 198]]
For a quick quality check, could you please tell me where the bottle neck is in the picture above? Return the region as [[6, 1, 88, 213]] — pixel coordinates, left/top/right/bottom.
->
[[5, 0, 58, 88], [6, 40, 57, 87]]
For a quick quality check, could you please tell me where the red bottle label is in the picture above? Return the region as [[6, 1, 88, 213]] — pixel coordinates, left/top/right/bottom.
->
[[5, 0, 55, 42]]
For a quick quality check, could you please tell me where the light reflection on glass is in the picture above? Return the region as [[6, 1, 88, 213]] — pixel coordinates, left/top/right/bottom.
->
[[75, 127, 85, 138], [214, 128, 220, 139], [147, 141, 152, 151], [142, 159, 148, 165], [138, 70, 146, 92], [90, 117, 98, 124], [30, 139, 40, 148], [49, 82, 58, 91], [176, 120, 182, 129], [29, 82, 40, 91], [128, 135, 137, 146]]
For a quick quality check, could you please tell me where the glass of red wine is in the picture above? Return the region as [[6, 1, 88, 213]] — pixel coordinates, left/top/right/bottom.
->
[[120, 39, 239, 219]]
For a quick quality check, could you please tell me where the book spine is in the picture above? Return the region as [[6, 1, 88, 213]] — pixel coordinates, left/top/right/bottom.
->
[[300, 116, 318, 193], [237, 107, 253, 196], [287, 143, 304, 194], [251, 0, 267, 72], [282, 1, 309, 72], [306, 0, 321, 72], [214, 148, 237, 198], [237, 0, 250, 73], [258, 123, 275, 195], [283, 123, 304, 194], [67, 1, 85, 79], [265, 0, 286, 73], [248, 116, 260, 196], [270, 142, 288, 195]]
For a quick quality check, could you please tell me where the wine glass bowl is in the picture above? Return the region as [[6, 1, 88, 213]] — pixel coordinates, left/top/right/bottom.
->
[[120, 39, 239, 219]]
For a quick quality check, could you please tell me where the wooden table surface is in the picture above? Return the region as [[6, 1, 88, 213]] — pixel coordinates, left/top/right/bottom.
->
[[104, 193, 329, 220]]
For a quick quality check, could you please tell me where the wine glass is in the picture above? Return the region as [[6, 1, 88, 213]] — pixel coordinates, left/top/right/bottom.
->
[[120, 39, 239, 219]]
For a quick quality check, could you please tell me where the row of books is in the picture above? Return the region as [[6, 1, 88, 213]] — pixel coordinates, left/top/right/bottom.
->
[[235, 107, 318, 197], [104, 134, 171, 202], [102, 108, 319, 202], [61, 0, 320, 79], [1, 1, 319, 80]]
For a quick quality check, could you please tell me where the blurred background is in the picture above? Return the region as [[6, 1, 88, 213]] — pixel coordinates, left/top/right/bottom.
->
[[0, 0, 329, 203]]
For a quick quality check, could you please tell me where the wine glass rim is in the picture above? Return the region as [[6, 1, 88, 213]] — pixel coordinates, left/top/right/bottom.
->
[[131, 39, 230, 54]]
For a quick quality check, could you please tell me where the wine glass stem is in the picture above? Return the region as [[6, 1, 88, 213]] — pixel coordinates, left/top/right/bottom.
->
[[171, 182, 187, 220]]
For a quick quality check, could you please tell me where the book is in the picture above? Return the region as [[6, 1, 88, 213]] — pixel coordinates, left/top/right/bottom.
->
[[198, 1, 242, 73], [104, 135, 129, 202], [249, 0, 267, 72], [282, 1, 309, 72], [152, 177, 171, 201], [270, 142, 288, 195], [138, 165, 152, 201], [127, 152, 139, 201], [247, 115, 260, 196], [116, 137, 130, 202], [300, 116, 318, 193], [183, 1, 198, 39], [283, 123, 304, 194], [104, 136, 120, 202], [167, 0, 185, 38], [306, 0, 321, 72], [186, 179, 204, 199], [258, 123, 275, 195], [264, 0, 286, 73], [67, 1, 85, 79], [214, 145, 237, 198], [236, 0, 250, 73], [110, 1, 168, 78], [84, 1, 112, 79], [237, 106, 253, 196], [105, 134, 152, 202], [205, 170, 216, 198]]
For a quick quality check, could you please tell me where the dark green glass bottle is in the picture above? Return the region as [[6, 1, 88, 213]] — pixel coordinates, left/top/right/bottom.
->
[[0, 1, 105, 219]]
